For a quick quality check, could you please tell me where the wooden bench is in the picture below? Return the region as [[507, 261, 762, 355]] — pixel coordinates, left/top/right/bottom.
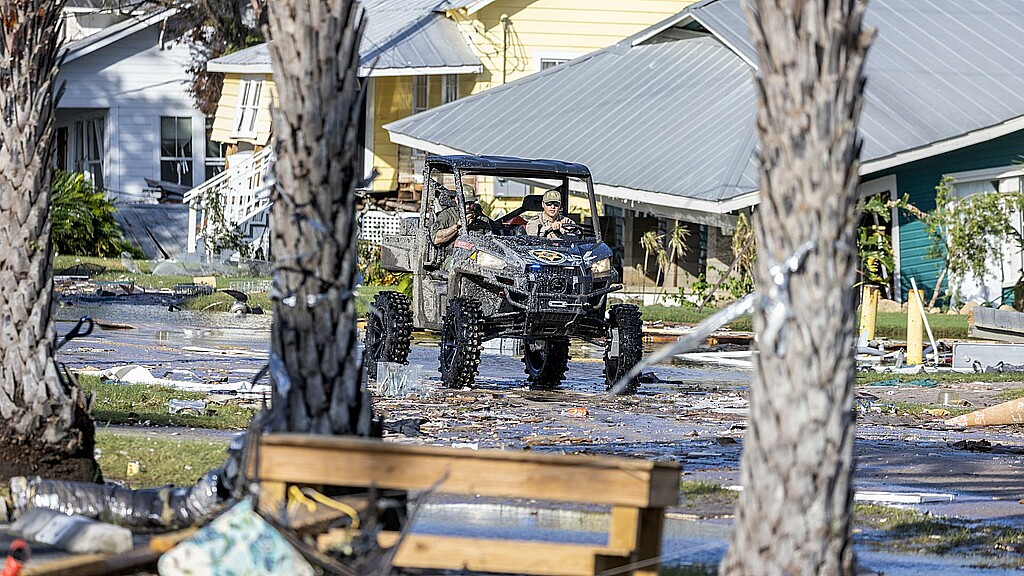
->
[[252, 433, 680, 576]]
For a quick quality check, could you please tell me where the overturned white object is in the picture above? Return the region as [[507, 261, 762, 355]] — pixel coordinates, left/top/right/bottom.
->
[[10, 507, 133, 554]]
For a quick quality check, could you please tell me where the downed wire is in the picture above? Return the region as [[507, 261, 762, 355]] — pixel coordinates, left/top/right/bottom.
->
[[609, 293, 756, 396]]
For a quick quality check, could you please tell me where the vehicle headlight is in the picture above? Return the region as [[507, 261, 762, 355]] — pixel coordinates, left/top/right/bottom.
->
[[475, 250, 506, 270], [591, 257, 612, 277]]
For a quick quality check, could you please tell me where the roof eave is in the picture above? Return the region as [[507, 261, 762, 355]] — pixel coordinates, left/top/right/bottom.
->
[[860, 115, 1024, 176], [361, 64, 482, 77], [206, 62, 273, 74], [62, 9, 177, 64], [387, 129, 760, 217], [465, 0, 497, 15]]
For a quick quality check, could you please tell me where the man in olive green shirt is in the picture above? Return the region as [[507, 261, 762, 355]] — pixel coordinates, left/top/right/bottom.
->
[[524, 189, 580, 239], [431, 184, 492, 247]]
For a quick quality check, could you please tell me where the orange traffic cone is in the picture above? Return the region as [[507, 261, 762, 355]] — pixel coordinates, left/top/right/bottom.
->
[[946, 398, 1024, 427], [1, 540, 30, 576]]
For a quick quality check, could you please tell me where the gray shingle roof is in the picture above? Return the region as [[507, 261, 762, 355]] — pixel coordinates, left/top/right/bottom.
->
[[209, 0, 480, 74], [386, 0, 1024, 212]]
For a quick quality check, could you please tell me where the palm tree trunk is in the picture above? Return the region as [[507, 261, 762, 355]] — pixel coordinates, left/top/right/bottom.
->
[[720, 1, 873, 575], [0, 0, 100, 483], [262, 0, 376, 436]]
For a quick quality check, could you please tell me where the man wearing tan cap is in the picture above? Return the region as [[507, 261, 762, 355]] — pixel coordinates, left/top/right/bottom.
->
[[524, 189, 580, 239], [432, 184, 491, 247]]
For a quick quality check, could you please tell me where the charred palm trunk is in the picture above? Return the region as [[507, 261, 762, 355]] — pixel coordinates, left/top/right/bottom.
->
[[0, 0, 99, 483], [263, 0, 375, 436], [720, 1, 873, 575]]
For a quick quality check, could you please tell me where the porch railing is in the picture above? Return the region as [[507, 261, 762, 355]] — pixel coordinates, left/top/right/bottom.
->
[[185, 147, 274, 257]]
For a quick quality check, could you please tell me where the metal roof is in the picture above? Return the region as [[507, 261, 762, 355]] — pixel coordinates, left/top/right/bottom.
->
[[427, 155, 592, 177], [209, 0, 480, 75], [388, 36, 759, 207], [688, 0, 1024, 162], [387, 0, 1024, 214]]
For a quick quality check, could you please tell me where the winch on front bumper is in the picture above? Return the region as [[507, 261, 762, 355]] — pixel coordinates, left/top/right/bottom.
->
[[493, 264, 621, 338]]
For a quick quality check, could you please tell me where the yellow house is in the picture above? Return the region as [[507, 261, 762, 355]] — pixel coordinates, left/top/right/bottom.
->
[[206, 0, 692, 187], [187, 0, 692, 254]]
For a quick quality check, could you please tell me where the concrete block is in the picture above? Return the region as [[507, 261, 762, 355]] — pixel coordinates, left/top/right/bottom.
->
[[9, 507, 133, 554]]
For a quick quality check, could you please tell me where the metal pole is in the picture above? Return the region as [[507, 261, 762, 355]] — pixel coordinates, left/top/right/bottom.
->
[[906, 288, 924, 365], [858, 285, 879, 341]]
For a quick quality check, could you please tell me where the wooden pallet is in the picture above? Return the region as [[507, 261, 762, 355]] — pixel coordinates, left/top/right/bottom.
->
[[252, 433, 680, 576]]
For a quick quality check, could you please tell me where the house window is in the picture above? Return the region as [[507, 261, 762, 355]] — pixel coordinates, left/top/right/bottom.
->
[[413, 76, 429, 114], [442, 74, 458, 104], [205, 118, 226, 181], [411, 76, 429, 164], [232, 78, 263, 138], [540, 58, 568, 71], [161, 116, 193, 187], [74, 118, 105, 189]]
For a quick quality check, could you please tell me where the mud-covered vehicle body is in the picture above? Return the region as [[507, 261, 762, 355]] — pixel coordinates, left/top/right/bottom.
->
[[364, 155, 643, 393]]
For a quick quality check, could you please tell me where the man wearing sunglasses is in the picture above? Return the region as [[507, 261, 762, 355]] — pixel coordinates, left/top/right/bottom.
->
[[524, 189, 580, 239]]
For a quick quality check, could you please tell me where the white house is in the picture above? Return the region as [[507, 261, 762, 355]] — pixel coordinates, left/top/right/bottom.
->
[[56, 8, 215, 205]]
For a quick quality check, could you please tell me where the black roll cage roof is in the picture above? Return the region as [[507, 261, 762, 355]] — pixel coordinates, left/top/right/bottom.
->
[[426, 154, 592, 179]]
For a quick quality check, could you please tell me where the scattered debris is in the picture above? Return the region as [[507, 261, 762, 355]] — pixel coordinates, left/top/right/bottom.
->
[[564, 407, 589, 418], [2, 540, 29, 576], [853, 491, 955, 504], [945, 398, 1024, 427], [950, 439, 1024, 454], [383, 417, 428, 436], [9, 445, 234, 530], [729, 485, 955, 504], [375, 363, 423, 397], [168, 399, 207, 415], [158, 499, 315, 576], [9, 508, 133, 554], [953, 342, 1024, 371], [677, 351, 753, 368], [868, 378, 938, 388]]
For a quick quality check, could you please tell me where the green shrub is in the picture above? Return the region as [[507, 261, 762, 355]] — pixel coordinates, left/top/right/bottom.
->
[[50, 171, 143, 257]]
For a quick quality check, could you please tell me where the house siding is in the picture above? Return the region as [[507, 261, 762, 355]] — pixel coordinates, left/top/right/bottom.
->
[[875, 130, 1024, 302], [373, 76, 414, 191], [210, 73, 278, 146], [57, 26, 205, 201], [453, 0, 694, 92]]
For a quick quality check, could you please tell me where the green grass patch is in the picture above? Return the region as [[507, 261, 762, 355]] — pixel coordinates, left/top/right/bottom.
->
[[638, 305, 969, 339], [996, 387, 1024, 401], [55, 254, 271, 291], [182, 292, 273, 313], [355, 285, 390, 317], [680, 480, 733, 497], [641, 305, 754, 332], [95, 430, 229, 487], [857, 371, 1024, 386], [888, 401, 973, 418], [854, 503, 1024, 560], [871, 311, 968, 340], [81, 375, 257, 430]]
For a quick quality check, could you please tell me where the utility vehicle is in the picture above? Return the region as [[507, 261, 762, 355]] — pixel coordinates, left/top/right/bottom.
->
[[363, 155, 643, 393]]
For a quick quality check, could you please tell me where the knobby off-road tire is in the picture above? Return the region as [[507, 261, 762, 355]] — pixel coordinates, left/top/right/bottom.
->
[[523, 338, 570, 390], [439, 298, 483, 389], [363, 291, 413, 380], [604, 304, 643, 394]]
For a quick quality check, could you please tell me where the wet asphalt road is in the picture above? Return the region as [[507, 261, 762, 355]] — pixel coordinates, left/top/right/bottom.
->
[[46, 303, 1024, 573]]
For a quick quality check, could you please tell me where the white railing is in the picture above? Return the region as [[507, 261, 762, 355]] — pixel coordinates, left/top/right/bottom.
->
[[185, 147, 274, 256]]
